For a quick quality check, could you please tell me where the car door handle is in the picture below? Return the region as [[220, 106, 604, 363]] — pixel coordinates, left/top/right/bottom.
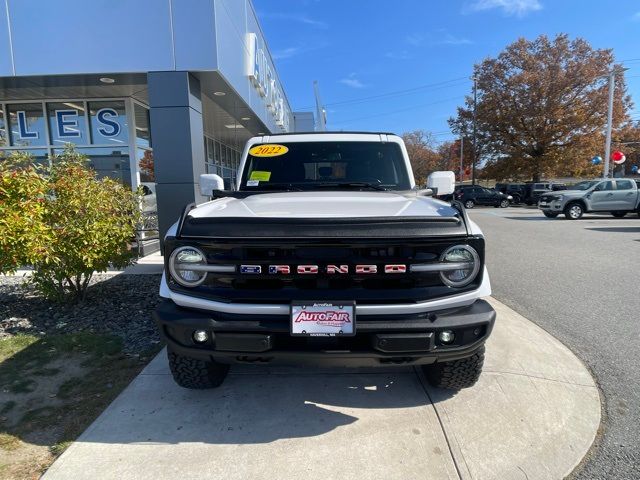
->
[[606, 193, 613, 196]]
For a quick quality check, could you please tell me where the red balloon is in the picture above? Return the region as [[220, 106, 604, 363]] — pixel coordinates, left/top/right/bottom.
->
[[612, 151, 625, 161]]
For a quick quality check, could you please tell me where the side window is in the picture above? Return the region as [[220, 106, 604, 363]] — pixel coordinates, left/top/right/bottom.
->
[[595, 181, 614, 191], [616, 180, 633, 190]]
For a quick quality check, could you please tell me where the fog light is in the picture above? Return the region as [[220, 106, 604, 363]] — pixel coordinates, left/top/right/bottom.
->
[[193, 330, 209, 343], [439, 330, 455, 344]]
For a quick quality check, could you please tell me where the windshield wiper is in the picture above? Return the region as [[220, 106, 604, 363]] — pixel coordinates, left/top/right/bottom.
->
[[309, 182, 388, 191], [249, 183, 304, 192]]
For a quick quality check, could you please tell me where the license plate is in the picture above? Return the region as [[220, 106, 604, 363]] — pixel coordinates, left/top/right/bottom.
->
[[539, 202, 547, 206], [290, 302, 355, 337]]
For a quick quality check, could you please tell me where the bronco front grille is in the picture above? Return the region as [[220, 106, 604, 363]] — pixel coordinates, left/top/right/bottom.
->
[[164, 237, 485, 305]]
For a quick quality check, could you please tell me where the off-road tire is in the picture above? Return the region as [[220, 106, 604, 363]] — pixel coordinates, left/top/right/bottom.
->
[[564, 202, 584, 220], [423, 345, 485, 390], [611, 211, 627, 218], [167, 348, 229, 389], [511, 194, 521, 204], [543, 211, 558, 218], [464, 200, 475, 209]]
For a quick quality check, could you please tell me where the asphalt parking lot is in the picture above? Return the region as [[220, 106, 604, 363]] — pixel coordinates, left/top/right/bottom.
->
[[469, 205, 640, 479]]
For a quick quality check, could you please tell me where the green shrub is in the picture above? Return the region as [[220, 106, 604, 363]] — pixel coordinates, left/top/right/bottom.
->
[[1, 147, 142, 301], [0, 153, 51, 273]]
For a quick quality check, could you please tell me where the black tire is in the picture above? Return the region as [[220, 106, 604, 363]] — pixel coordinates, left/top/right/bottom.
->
[[423, 346, 485, 390], [543, 211, 559, 218], [167, 348, 229, 389], [611, 211, 627, 218], [564, 202, 584, 220], [464, 199, 475, 209], [499, 199, 510, 208], [512, 194, 521, 204]]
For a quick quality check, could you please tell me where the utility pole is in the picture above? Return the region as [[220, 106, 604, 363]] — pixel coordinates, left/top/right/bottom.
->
[[471, 75, 477, 185], [459, 136, 464, 183], [603, 67, 629, 178], [603, 71, 615, 178], [313, 81, 327, 132]]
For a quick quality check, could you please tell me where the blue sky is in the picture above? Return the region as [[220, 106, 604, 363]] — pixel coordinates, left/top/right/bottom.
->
[[254, 0, 640, 143]]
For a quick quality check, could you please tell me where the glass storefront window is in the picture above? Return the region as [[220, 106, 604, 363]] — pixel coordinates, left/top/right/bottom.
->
[[137, 148, 155, 183], [0, 105, 6, 147], [207, 138, 214, 162], [214, 141, 221, 165], [53, 147, 131, 187], [7, 103, 47, 147], [47, 102, 88, 146], [88, 101, 129, 146], [134, 104, 151, 149], [203, 137, 241, 190]]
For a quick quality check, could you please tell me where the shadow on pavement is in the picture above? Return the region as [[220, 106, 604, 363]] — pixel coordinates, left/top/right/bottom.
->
[[502, 216, 549, 221], [71, 365, 454, 446], [584, 226, 640, 233]]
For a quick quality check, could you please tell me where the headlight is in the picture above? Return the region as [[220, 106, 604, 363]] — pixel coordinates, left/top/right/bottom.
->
[[169, 246, 208, 287], [439, 245, 480, 287]]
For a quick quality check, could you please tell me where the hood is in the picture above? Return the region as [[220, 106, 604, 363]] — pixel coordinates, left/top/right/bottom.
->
[[189, 191, 458, 219], [542, 190, 584, 197], [180, 191, 467, 238]]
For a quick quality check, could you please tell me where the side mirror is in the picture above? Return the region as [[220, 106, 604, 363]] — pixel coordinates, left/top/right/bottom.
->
[[199, 174, 225, 196], [427, 171, 455, 196]]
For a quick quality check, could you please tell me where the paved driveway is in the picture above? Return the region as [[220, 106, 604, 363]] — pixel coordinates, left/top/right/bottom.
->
[[469, 206, 640, 479], [43, 299, 599, 480]]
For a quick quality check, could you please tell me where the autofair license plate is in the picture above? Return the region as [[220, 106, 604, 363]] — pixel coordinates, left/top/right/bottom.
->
[[291, 302, 355, 337]]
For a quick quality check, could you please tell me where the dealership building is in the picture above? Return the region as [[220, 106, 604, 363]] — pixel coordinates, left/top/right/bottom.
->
[[0, 0, 314, 250]]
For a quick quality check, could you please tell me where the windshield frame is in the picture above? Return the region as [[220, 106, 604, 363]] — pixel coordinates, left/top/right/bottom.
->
[[571, 181, 600, 191], [238, 140, 412, 192]]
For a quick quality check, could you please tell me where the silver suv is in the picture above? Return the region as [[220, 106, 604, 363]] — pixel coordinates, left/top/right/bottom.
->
[[538, 179, 640, 219]]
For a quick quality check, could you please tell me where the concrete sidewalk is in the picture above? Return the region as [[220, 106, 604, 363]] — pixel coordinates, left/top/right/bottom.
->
[[43, 298, 600, 480]]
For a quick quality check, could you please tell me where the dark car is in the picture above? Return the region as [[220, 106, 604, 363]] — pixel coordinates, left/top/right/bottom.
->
[[454, 185, 511, 209], [522, 182, 567, 205], [495, 183, 526, 204]]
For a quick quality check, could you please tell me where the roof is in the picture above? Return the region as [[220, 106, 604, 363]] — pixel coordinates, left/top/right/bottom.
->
[[265, 131, 398, 136]]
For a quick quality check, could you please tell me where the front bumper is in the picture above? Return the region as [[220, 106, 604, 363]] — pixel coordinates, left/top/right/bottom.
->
[[153, 299, 496, 367], [538, 200, 564, 212]]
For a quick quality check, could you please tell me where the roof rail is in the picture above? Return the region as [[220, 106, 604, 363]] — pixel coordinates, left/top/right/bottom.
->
[[261, 131, 398, 136]]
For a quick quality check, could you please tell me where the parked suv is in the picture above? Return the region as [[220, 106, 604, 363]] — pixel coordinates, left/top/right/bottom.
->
[[495, 183, 526, 204], [454, 185, 511, 209], [154, 132, 495, 391], [538, 179, 640, 219]]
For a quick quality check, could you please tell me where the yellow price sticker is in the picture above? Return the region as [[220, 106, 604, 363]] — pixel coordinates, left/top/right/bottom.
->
[[249, 144, 289, 157], [249, 171, 272, 181]]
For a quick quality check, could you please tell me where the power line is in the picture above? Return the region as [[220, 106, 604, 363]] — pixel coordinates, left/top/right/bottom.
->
[[297, 76, 470, 110], [329, 95, 465, 126]]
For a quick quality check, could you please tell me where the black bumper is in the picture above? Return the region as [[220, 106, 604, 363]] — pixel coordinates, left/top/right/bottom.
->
[[153, 299, 496, 367]]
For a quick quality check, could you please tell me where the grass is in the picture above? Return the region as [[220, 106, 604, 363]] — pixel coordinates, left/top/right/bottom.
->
[[0, 434, 19, 452], [0, 333, 161, 480]]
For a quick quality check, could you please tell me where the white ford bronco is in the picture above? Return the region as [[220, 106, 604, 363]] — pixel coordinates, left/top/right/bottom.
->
[[154, 132, 495, 390]]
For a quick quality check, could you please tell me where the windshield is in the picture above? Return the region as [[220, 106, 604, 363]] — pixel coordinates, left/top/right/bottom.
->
[[239, 141, 411, 191], [571, 181, 599, 191]]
